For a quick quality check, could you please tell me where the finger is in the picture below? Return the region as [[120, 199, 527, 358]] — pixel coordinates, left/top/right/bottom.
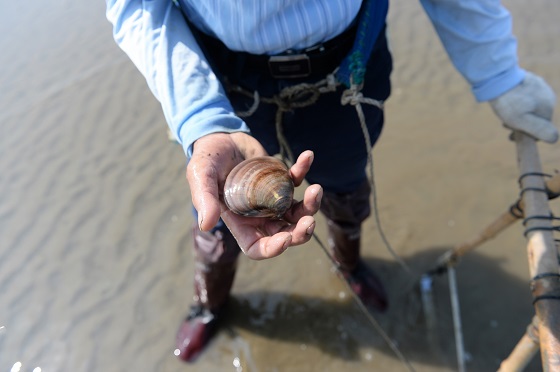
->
[[259, 215, 315, 247], [526, 72, 556, 118], [289, 150, 314, 187], [283, 184, 323, 223], [258, 213, 315, 246], [507, 114, 559, 144], [221, 209, 292, 259], [283, 215, 316, 246], [245, 232, 293, 260], [186, 158, 222, 231]]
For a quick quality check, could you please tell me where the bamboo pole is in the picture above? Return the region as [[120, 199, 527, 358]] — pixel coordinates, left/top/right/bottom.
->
[[499, 316, 540, 372], [421, 133, 560, 370], [514, 132, 560, 370], [433, 172, 560, 270]]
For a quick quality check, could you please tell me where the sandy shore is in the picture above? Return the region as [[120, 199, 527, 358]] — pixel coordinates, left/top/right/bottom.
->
[[1, 0, 559, 371]]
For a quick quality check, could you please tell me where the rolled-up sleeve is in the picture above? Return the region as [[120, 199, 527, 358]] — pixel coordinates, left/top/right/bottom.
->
[[420, 0, 526, 101], [105, 0, 249, 157]]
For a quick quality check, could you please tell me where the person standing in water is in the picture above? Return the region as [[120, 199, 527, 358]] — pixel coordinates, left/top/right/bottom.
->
[[105, 0, 557, 362]]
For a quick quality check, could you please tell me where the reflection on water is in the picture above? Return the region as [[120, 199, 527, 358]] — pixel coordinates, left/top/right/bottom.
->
[[10, 361, 42, 372], [1, 0, 559, 371]]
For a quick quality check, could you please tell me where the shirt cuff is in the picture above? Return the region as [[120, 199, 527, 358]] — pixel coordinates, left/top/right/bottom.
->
[[179, 109, 251, 158], [472, 67, 526, 102]]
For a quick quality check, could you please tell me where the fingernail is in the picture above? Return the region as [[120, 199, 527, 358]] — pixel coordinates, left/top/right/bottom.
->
[[315, 188, 323, 204], [198, 212, 204, 230], [306, 222, 315, 235], [282, 236, 291, 251]]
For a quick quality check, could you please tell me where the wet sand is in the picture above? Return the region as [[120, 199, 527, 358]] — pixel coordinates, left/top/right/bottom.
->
[[1, 0, 559, 371]]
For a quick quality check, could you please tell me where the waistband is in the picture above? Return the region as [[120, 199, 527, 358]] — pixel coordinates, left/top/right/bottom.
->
[[195, 22, 357, 80], [245, 22, 358, 79]]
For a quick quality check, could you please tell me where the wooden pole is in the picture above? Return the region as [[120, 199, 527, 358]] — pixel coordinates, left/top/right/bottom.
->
[[422, 133, 560, 370], [499, 316, 540, 372], [434, 172, 560, 270], [514, 132, 560, 370]]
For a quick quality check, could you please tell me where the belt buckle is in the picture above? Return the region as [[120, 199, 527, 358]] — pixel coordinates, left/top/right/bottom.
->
[[268, 54, 311, 78]]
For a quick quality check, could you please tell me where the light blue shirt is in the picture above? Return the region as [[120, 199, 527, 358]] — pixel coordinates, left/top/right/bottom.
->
[[106, 0, 525, 157]]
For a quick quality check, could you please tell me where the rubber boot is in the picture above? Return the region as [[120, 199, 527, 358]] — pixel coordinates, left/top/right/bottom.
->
[[321, 181, 388, 312], [175, 224, 241, 362]]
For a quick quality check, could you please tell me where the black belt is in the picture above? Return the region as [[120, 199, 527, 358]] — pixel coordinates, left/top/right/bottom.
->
[[247, 22, 358, 79], [176, 0, 358, 80], [191, 20, 357, 80]]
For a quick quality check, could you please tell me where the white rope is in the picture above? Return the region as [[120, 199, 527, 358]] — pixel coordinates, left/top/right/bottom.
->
[[234, 88, 260, 118], [340, 83, 411, 273], [229, 72, 339, 165]]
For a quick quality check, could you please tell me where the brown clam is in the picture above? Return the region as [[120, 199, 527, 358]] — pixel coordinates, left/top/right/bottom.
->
[[223, 157, 294, 218]]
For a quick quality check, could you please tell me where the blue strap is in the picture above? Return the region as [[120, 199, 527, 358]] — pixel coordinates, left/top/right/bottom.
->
[[336, 0, 389, 87]]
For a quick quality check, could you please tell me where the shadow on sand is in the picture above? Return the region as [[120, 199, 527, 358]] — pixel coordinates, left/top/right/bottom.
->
[[221, 247, 540, 371]]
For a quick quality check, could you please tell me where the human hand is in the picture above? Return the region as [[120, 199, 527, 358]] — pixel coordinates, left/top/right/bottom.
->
[[187, 132, 322, 260], [490, 71, 558, 143]]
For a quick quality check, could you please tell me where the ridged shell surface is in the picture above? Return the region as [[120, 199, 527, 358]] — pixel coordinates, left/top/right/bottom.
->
[[224, 157, 294, 218]]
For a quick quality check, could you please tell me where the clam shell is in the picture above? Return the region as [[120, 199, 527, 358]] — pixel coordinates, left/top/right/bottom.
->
[[224, 157, 294, 218]]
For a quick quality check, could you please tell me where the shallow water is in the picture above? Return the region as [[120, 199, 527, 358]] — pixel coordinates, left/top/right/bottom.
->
[[1, 1, 559, 371]]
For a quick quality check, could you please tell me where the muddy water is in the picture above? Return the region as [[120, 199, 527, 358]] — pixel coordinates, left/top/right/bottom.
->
[[1, 0, 559, 371]]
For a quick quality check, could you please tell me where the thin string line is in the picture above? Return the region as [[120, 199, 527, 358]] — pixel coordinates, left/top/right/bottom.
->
[[312, 232, 417, 372]]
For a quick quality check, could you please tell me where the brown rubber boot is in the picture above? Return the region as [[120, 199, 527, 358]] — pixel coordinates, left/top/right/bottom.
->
[[326, 219, 361, 271], [326, 219, 388, 312], [175, 225, 241, 362], [321, 181, 388, 312]]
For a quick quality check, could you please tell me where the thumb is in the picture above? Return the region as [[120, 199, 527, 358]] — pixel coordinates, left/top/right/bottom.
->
[[505, 113, 559, 144], [186, 157, 222, 231]]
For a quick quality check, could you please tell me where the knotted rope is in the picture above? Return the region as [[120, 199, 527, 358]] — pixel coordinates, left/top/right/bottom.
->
[[228, 73, 339, 165]]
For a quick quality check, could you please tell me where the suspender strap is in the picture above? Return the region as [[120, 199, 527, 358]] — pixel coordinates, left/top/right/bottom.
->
[[336, 0, 389, 87]]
